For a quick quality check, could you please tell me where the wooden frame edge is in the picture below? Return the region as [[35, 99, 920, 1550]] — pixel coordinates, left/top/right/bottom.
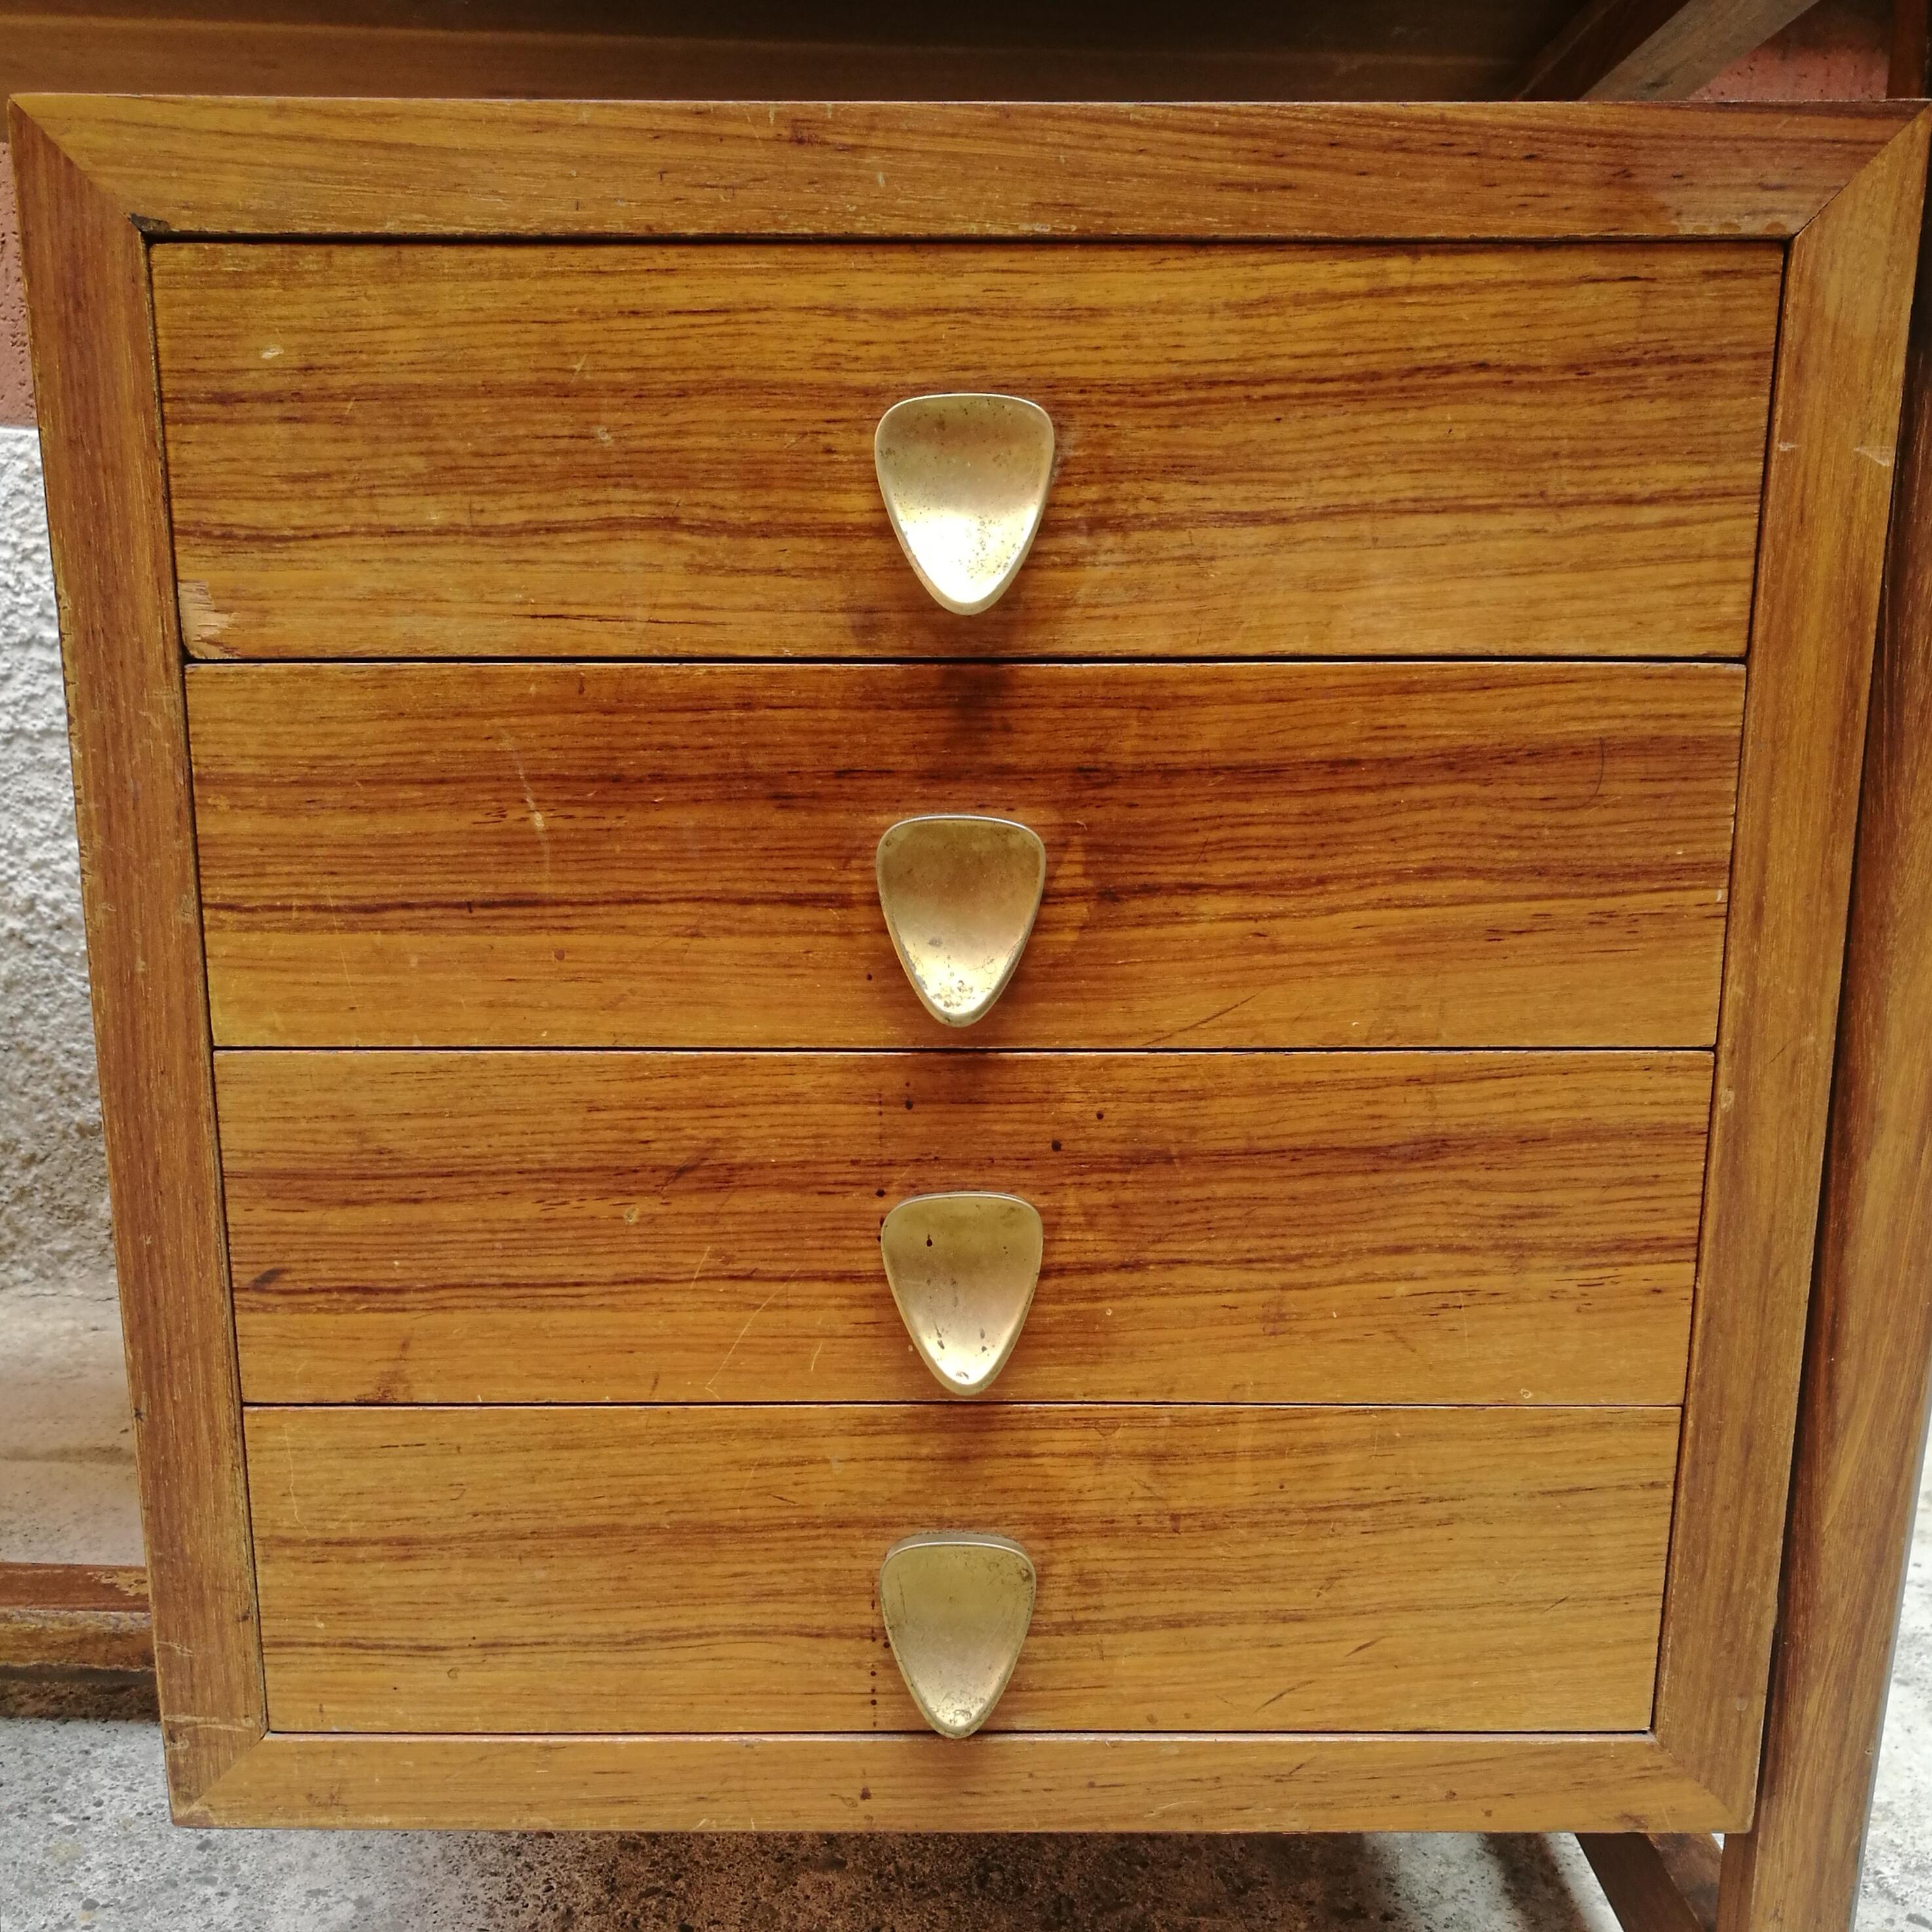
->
[[7, 94, 1922, 242], [1714, 107, 1932, 1930], [6, 101, 265, 1813], [181, 1730, 1734, 1833], [1650, 104, 1932, 1818]]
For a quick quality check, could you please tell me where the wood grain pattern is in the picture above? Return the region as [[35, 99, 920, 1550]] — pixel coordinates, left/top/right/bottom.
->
[[151, 241, 1781, 662], [1715, 136, 1932, 1932], [1516, 0, 1814, 101], [13, 96, 1918, 240], [1650, 111, 1932, 1816], [246, 1403, 1679, 1736], [220, 1050, 1711, 1407], [0, 1563, 153, 1673], [5, 103, 263, 1809], [183, 1729, 1729, 1833], [188, 661, 1745, 1050], [1576, 1831, 1717, 1932]]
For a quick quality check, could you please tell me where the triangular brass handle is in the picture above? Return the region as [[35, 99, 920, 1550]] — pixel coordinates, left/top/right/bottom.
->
[[874, 394, 1055, 615], [879, 1532, 1037, 1738], [876, 816, 1046, 1027], [881, 1193, 1043, 1396]]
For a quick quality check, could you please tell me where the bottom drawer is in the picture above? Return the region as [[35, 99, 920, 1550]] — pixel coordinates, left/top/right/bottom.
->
[[248, 1405, 1678, 1736]]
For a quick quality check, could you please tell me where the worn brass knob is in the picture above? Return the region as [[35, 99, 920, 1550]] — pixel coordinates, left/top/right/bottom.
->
[[875, 815, 1045, 1027], [880, 1193, 1043, 1396], [874, 394, 1054, 614], [878, 1531, 1037, 1738]]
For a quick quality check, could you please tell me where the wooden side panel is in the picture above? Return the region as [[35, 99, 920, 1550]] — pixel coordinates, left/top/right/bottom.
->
[[15, 97, 1920, 240], [246, 1404, 1681, 1736], [220, 1049, 1711, 1407], [186, 1730, 1728, 1834], [1717, 130, 1932, 1930], [6, 106, 262, 1808], [187, 661, 1745, 1050], [1653, 115, 1932, 1813], [152, 241, 1781, 662]]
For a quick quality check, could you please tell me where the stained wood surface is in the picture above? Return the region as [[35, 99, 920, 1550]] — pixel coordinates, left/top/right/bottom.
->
[[1576, 1832, 1717, 1932], [152, 241, 1780, 662], [0, 1563, 153, 1673], [14, 96, 1919, 240], [7, 103, 263, 1807], [221, 1049, 1709, 1407], [1650, 113, 1931, 1817], [1715, 135, 1932, 1932], [189, 662, 1744, 1050], [247, 1403, 1678, 1736], [185, 1730, 1729, 1833]]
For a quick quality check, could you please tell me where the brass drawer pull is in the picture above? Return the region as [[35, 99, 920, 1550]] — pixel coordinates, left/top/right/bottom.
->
[[876, 815, 1046, 1026], [880, 1192, 1043, 1396], [879, 1531, 1037, 1739], [874, 393, 1055, 614]]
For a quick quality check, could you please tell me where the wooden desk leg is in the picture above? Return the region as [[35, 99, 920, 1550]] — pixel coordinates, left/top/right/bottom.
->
[[1714, 151, 1932, 1932], [1578, 1834, 1719, 1931]]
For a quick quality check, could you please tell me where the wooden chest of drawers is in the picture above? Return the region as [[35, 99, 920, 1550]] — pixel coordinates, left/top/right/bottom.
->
[[14, 94, 1931, 1848]]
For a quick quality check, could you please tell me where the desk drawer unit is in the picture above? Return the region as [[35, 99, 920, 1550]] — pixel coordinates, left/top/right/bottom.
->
[[15, 95, 1927, 1836]]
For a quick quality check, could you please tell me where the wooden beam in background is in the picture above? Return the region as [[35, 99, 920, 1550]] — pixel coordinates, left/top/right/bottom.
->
[[1578, 1834, 1720, 1932], [0, 1563, 153, 1673], [1518, 0, 1816, 98]]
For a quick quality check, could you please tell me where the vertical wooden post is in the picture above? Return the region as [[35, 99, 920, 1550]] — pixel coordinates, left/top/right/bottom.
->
[[1714, 137, 1932, 1932]]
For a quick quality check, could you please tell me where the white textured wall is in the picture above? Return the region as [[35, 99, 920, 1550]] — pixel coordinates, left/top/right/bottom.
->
[[0, 424, 112, 1301], [0, 420, 139, 1563]]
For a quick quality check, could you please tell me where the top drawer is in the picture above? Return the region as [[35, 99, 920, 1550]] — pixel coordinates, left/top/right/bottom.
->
[[151, 241, 1780, 661]]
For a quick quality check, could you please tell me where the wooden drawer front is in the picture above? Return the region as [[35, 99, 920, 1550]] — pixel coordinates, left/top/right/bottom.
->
[[189, 662, 1742, 1049], [151, 242, 1779, 662], [247, 1404, 1678, 1735], [221, 1049, 1709, 1407]]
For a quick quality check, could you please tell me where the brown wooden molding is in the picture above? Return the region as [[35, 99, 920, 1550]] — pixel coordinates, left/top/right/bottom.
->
[[1713, 111, 1932, 1932], [182, 1730, 1728, 1833], [12, 96, 1922, 242], [1646, 104, 1931, 1819], [0, 1563, 153, 1673], [7, 105, 263, 1810], [1517, 0, 1815, 100]]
